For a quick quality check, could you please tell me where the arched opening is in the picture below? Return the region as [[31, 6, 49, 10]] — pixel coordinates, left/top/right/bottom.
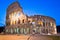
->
[[15, 21, 16, 24], [10, 28, 13, 34], [22, 19, 24, 23], [38, 21, 43, 26], [18, 19, 20, 24], [43, 22, 45, 27]]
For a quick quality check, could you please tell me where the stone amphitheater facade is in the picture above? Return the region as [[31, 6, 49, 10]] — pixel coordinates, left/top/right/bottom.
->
[[5, 1, 57, 35]]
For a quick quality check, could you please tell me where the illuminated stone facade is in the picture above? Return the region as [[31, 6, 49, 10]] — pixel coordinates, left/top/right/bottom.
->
[[5, 1, 57, 35]]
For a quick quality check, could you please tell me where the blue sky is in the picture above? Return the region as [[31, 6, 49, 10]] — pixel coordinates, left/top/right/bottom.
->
[[0, 0, 60, 26]]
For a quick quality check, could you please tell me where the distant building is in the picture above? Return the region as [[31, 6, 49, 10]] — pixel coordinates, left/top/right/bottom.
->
[[0, 27, 5, 33], [5, 1, 57, 35], [57, 26, 60, 33]]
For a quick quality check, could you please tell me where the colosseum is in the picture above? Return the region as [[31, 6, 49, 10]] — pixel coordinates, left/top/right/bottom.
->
[[5, 1, 57, 35]]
